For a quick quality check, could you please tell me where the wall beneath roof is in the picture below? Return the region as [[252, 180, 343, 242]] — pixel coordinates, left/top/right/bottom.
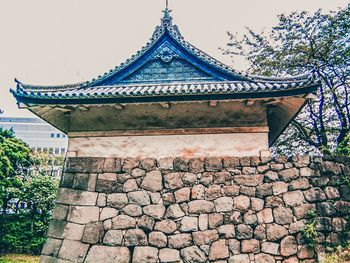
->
[[41, 156, 349, 263], [67, 132, 269, 158]]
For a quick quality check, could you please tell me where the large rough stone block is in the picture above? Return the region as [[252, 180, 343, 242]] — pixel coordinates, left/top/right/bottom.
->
[[234, 174, 264, 187], [257, 208, 273, 224], [141, 170, 163, 192], [205, 185, 222, 200], [82, 222, 104, 244], [62, 223, 85, 241], [149, 231, 167, 248], [189, 158, 204, 173], [154, 219, 177, 234], [58, 240, 89, 263], [98, 173, 117, 181], [173, 157, 189, 172], [283, 190, 305, 207], [124, 229, 147, 246], [66, 157, 105, 173], [233, 195, 250, 212], [188, 200, 215, 214], [256, 183, 273, 198], [182, 172, 197, 186], [140, 158, 157, 171], [279, 168, 299, 182], [175, 187, 191, 203], [100, 207, 119, 221], [181, 246, 207, 263], [168, 233, 192, 248], [228, 254, 250, 263], [112, 215, 136, 229], [208, 213, 224, 229], [261, 241, 279, 255], [274, 207, 294, 224], [122, 158, 139, 173], [85, 246, 130, 263], [103, 230, 123, 246], [241, 239, 260, 253], [165, 204, 185, 219], [52, 204, 69, 220], [41, 238, 62, 257], [235, 224, 253, 239], [67, 206, 99, 224], [56, 188, 98, 206], [144, 204, 166, 220], [72, 173, 94, 191], [132, 246, 159, 263], [266, 224, 288, 241], [60, 173, 75, 189], [47, 220, 67, 239], [180, 216, 198, 232], [102, 158, 122, 173], [280, 236, 298, 256], [209, 239, 229, 260], [205, 157, 223, 171], [123, 179, 138, 192], [158, 157, 174, 171], [164, 172, 184, 190], [215, 197, 234, 212], [159, 248, 180, 263], [255, 253, 275, 263], [138, 215, 155, 232], [303, 187, 327, 202], [218, 224, 235, 239], [128, 191, 151, 206]]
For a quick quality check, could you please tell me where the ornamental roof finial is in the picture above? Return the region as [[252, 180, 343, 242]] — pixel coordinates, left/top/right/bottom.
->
[[162, 0, 173, 27]]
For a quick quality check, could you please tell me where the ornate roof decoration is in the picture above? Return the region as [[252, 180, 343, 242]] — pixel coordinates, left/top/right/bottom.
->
[[11, 6, 319, 104]]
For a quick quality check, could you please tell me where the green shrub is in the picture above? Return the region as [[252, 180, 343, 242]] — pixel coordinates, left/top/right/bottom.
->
[[301, 209, 318, 248], [0, 213, 49, 255], [0, 173, 59, 255]]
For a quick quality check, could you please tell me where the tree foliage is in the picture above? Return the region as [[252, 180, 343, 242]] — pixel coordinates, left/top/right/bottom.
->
[[0, 112, 60, 254], [0, 127, 31, 213], [222, 5, 350, 156]]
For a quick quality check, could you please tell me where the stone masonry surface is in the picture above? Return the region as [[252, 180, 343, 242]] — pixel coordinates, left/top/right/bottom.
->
[[41, 156, 350, 263]]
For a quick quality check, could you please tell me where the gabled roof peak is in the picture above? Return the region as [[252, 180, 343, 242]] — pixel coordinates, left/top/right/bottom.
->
[[13, 5, 318, 92], [152, 5, 182, 40]]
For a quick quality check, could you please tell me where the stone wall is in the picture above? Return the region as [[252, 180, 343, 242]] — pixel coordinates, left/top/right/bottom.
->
[[41, 156, 350, 263]]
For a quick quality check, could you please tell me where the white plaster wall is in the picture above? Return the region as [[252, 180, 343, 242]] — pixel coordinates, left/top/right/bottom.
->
[[68, 133, 269, 158]]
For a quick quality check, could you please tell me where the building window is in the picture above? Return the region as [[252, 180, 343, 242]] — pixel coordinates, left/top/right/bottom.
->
[[57, 133, 60, 138], [62, 134, 66, 138], [51, 133, 55, 138], [61, 148, 66, 154]]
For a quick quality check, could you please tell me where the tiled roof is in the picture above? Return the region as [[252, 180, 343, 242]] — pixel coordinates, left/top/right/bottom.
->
[[12, 78, 318, 104], [11, 10, 319, 104]]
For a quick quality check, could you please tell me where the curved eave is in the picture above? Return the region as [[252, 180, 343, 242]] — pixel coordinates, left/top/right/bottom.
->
[[11, 83, 318, 106]]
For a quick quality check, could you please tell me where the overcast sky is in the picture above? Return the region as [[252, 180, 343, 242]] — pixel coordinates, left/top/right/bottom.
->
[[0, 0, 347, 118]]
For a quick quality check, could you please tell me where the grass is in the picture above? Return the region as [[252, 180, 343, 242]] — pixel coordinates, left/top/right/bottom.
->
[[0, 254, 39, 263], [324, 247, 350, 263]]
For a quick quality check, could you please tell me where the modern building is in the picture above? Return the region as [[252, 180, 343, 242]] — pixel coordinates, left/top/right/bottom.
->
[[0, 117, 68, 155]]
